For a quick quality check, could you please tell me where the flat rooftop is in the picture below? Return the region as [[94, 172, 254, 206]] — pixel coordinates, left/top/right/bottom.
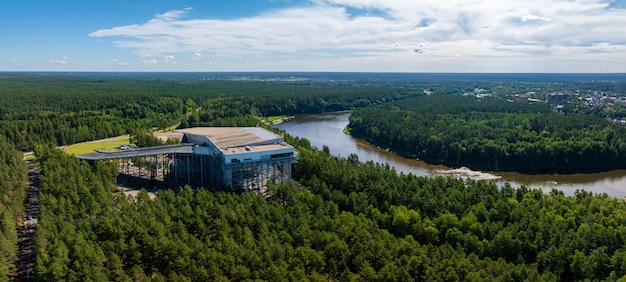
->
[[175, 127, 283, 149], [223, 143, 292, 155]]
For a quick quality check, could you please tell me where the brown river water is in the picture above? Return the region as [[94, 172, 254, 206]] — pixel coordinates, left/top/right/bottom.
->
[[273, 112, 626, 198]]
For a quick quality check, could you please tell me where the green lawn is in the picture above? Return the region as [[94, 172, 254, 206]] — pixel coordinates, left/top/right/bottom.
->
[[64, 135, 130, 156], [264, 115, 287, 123]]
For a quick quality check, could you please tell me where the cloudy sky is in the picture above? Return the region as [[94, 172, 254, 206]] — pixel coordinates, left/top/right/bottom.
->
[[2, 0, 626, 72]]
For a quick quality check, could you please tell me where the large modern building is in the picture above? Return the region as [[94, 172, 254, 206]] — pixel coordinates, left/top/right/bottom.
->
[[78, 127, 298, 191]]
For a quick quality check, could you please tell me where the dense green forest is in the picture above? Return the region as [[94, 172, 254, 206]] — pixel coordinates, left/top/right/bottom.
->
[[30, 135, 626, 281], [1, 73, 626, 280], [0, 74, 418, 150], [349, 95, 626, 173], [0, 138, 28, 279], [2, 73, 625, 151]]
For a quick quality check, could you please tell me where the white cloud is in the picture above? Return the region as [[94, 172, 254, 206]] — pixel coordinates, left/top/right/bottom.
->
[[521, 14, 552, 22], [164, 55, 176, 63], [48, 56, 74, 65], [108, 58, 128, 66], [8, 59, 22, 66], [89, 0, 626, 71], [151, 7, 192, 22]]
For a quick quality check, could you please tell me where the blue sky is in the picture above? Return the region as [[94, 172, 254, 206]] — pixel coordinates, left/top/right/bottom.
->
[[2, 0, 626, 72]]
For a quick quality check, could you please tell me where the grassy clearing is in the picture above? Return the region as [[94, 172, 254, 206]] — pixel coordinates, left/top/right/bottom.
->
[[64, 135, 130, 156], [263, 115, 296, 125], [264, 115, 287, 123]]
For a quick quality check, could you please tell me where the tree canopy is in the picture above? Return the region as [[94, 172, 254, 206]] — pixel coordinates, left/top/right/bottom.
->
[[349, 95, 626, 173], [0, 138, 28, 279]]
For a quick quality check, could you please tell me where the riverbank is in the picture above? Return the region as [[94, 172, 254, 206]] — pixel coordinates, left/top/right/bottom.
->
[[355, 132, 626, 174], [274, 112, 626, 198], [263, 115, 295, 125]]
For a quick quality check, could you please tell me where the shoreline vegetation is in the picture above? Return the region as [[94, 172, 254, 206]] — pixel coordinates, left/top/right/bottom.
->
[[348, 95, 626, 174]]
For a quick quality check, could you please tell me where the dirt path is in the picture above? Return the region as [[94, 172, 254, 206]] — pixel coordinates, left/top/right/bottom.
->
[[18, 161, 40, 281]]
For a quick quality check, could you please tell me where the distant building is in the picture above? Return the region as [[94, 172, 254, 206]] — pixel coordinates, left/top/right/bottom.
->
[[518, 95, 529, 103], [547, 91, 569, 103]]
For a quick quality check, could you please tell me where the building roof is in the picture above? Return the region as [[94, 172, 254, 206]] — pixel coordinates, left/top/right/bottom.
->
[[223, 143, 292, 155], [175, 127, 283, 149], [77, 127, 294, 162]]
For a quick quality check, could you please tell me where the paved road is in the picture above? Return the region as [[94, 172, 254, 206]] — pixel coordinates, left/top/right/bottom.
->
[[18, 161, 39, 281]]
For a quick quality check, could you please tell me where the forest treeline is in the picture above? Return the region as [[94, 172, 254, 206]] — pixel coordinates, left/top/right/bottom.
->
[[0, 74, 418, 151], [349, 95, 626, 173], [3, 73, 625, 152]]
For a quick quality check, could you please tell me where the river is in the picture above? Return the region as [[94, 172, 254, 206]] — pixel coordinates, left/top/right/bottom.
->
[[273, 112, 626, 198]]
